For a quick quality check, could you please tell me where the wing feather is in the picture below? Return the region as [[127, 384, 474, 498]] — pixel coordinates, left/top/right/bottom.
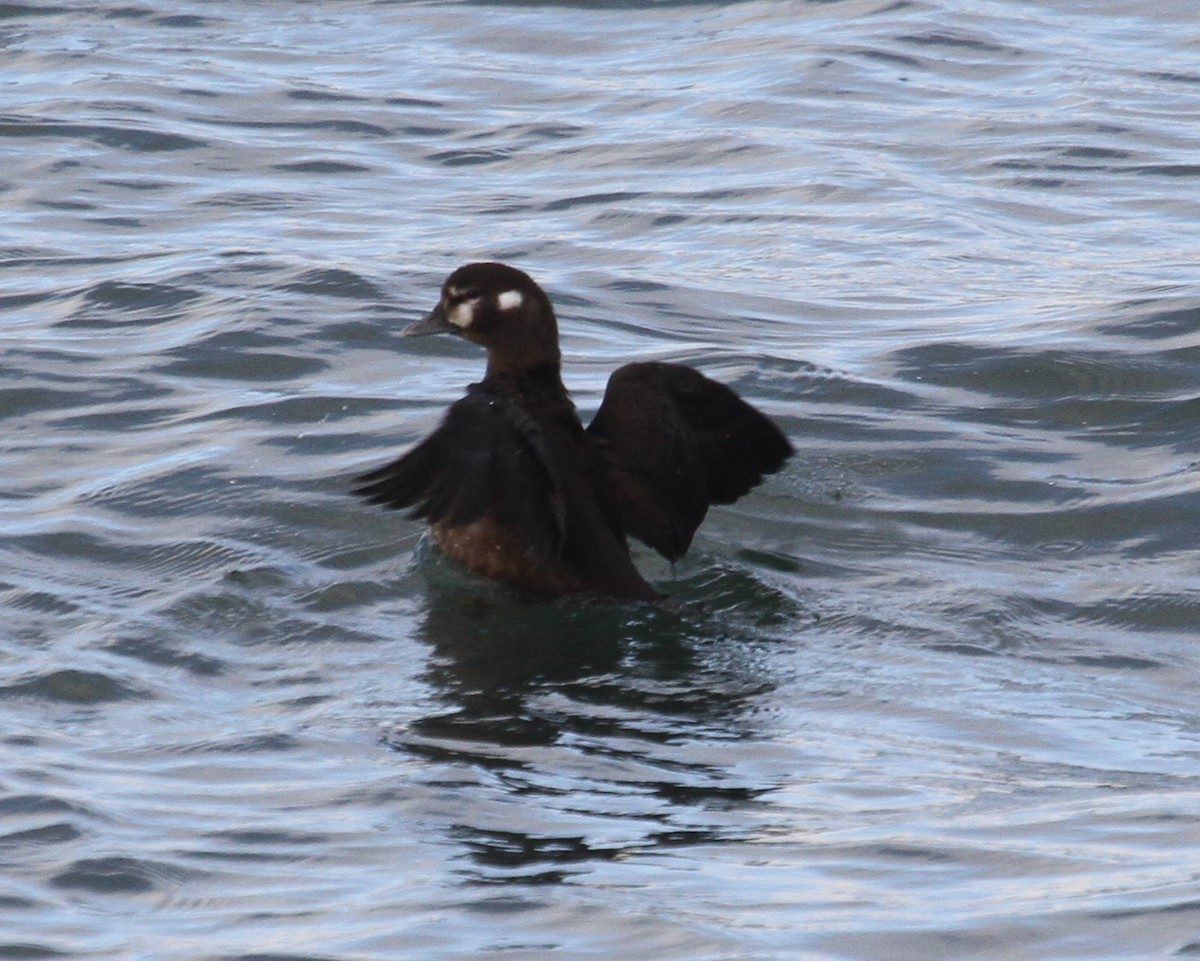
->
[[353, 383, 566, 559], [587, 361, 791, 561]]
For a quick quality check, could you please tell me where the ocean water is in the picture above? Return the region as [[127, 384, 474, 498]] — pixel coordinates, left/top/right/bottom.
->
[[3, 1, 1200, 959]]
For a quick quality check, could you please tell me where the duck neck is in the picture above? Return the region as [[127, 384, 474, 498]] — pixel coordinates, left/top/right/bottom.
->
[[483, 358, 578, 427], [485, 350, 562, 385]]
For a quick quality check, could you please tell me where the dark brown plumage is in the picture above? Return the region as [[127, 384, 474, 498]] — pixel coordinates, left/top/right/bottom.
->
[[354, 262, 792, 601]]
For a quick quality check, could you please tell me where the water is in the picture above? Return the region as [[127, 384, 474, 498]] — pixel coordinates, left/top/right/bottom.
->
[[3, 1, 1199, 958]]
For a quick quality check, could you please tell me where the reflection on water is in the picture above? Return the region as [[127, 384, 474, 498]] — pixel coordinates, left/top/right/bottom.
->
[[391, 570, 793, 884]]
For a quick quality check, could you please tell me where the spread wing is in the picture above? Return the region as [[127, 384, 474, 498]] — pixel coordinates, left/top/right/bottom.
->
[[586, 361, 792, 561], [353, 383, 566, 559]]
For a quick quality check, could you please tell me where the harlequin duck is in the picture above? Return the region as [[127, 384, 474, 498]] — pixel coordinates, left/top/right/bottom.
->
[[354, 262, 792, 601]]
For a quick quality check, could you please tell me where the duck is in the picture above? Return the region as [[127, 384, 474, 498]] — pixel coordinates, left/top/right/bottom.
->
[[354, 262, 792, 602]]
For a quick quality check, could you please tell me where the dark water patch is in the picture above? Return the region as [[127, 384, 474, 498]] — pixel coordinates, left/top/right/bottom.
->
[[151, 14, 213, 29], [7, 372, 176, 418], [425, 148, 512, 167], [106, 634, 226, 677], [280, 268, 384, 300], [82, 468, 267, 525], [0, 795, 87, 819], [35, 199, 94, 212], [735, 368, 920, 429], [0, 945, 70, 960], [186, 733, 305, 755], [95, 176, 173, 192], [220, 117, 393, 137], [734, 546, 804, 577], [892, 342, 1198, 401], [0, 290, 56, 310], [1068, 590, 1200, 635], [154, 328, 297, 357], [0, 247, 153, 270], [186, 847, 309, 865], [895, 30, 1016, 56], [194, 191, 305, 212], [851, 449, 1080, 518], [1, 735, 42, 750], [1134, 164, 1200, 178], [542, 190, 645, 213], [384, 95, 444, 110], [219, 954, 342, 961], [853, 46, 924, 70], [886, 489, 1200, 557], [400, 712, 566, 758], [400, 123, 454, 139], [293, 579, 395, 616], [63, 280, 203, 326], [177, 86, 221, 99], [102, 6, 151, 20], [888, 340, 1200, 453], [272, 160, 372, 175], [207, 828, 331, 847], [0, 4, 69, 20], [464, 0, 737, 7], [521, 122, 587, 140], [286, 89, 364, 104], [601, 277, 672, 293], [1143, 70, 1200, 86], [0, 588, 78, 619], [149, 590, 282, 648], [649, 780, 769, 808], [456, 826, 622, 878], [1069, 654, 1162, 671], [49, 856, 194, 895], [176, 394, 362, 433], [1094, 897, 1200, 922], [0, 670, 144, 705], [947, 589, 1197, 663], [49, 402, 183, 434], [169, 581, 383, 652], [1008, 175, 1070, 190], [993, 145, 1152, 176], [0, 117, 206, 153], [1140, 395, 1200, 449], [89, 216, 143, 229], [261, 396, 377, 433], [158, 345, 329, 382], [50, 863, 157, 902], [189, 828, 333, 864], [926, 642, 1001, 658], [1061, 145, 1137, 161], [1101, 302, 1200, 340], [0, 822, 81, 846], [1016, 394, 1198, 448], [220, 565, 294, 592], [0, 387, 85, 419]]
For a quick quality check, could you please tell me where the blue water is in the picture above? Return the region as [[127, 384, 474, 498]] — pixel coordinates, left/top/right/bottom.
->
[[3, 2, 1200, 959]]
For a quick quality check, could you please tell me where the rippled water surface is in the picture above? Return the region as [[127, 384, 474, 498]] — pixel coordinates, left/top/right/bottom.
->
[[3, 1, 1200, 958]]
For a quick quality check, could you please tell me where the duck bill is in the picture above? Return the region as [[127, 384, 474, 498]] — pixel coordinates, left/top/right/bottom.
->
[[403, 303, 454, 337]]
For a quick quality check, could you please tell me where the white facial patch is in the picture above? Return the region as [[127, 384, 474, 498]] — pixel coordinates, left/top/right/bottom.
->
[[446, 298, 477, 329], [497, 289, 523, 311]]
